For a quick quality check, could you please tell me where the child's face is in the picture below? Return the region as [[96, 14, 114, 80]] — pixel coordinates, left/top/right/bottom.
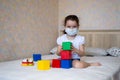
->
[[65, 20, 79, 29], [65, 20, 79, 36]]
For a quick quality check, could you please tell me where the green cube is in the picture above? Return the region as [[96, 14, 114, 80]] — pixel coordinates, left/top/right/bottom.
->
[[62, 42, 72, 50]]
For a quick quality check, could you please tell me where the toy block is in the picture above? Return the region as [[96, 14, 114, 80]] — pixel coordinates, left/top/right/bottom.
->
[[62, 42, 72, 50], [60, 50, 72, 59], [21, 59, 34, 66], [21, 59, 29, 66], [61, 60, 72, 69], [37, 60, 50, 70], [33, 54, 41, 61], [52, 59, 61, 68], [28, 59, 34, 66]]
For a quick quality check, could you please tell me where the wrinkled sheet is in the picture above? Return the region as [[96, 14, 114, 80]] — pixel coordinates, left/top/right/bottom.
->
[[0, 54, 120, 80]]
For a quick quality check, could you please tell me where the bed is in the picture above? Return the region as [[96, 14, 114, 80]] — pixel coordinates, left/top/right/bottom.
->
[[0, 54, 120, 80], [0, 30, 120, 80]]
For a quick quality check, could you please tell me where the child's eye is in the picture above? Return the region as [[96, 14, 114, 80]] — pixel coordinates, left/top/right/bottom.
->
[[73, 26, 77, 28], [67, 26, 71, 28]]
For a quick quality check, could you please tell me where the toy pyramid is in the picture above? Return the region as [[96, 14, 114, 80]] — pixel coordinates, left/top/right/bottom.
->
[[60, 42, 72, 69], [51, 42, 72, 69]]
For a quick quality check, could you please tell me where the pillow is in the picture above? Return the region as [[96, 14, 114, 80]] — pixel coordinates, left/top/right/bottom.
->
[[50, 47, 107, 56], [85, 47, 107, 56], [106, 47, 120, 57]]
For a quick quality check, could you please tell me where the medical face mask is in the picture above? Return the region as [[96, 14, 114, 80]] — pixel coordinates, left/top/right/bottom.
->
[[65, 28, 78, 36]]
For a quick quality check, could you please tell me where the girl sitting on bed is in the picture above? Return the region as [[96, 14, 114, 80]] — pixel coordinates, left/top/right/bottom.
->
[[57, 15, 101, 68]]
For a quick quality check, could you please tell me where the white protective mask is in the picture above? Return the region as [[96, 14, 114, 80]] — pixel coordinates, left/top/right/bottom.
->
[[65, 28, 78, 36]]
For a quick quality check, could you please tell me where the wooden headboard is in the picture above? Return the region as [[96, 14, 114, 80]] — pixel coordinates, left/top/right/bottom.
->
[[60, 30, 120, 49]]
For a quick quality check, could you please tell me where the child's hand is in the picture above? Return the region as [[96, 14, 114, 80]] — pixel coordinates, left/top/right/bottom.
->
[[71, 45, 79, 53], [72, 45, 85, 56]]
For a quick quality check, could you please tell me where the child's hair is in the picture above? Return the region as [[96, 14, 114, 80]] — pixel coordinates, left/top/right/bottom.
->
[[64, 15, 79, 26], [63, 15, 79, 34]]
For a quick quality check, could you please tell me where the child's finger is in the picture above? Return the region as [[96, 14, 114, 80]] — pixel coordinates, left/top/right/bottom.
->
[[71, 45, 73, 49], [72, 46, 75, 49]]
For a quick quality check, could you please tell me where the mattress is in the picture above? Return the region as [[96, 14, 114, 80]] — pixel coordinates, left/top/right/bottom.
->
[[0, 54, 120, 80]]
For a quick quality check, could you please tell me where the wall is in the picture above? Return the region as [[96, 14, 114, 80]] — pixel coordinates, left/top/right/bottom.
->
[[59, 0, 120, 30], [0, 0, 58, 61]]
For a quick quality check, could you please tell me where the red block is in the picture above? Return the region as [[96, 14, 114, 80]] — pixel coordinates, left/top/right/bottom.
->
[[52, 59, 61, 68], [60, 50, 71, 59]]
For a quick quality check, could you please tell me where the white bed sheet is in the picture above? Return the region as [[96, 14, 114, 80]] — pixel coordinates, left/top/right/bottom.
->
[[0, 54, 120, 80]]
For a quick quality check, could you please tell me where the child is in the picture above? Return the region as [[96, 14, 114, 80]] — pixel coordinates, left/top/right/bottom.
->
[[57, 15, 101, 68]]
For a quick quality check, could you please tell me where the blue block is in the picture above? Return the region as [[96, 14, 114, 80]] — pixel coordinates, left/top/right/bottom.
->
[[33, 54, 41, 61], [61, 60, 72, 69]]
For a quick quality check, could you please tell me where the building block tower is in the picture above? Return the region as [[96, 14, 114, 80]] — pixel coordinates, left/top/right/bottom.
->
[[60, 42, 72, 69]]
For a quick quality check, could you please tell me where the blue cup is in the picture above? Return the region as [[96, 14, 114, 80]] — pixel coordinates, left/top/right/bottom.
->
[[33, 54, 41, 61], [61, 59, 72, 69]]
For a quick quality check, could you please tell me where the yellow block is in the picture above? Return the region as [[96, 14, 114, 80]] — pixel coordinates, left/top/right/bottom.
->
[[37, 60, 50, 70]]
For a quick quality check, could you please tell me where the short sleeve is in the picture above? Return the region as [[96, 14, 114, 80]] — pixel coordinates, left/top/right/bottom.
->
[[77, 36, 85, 46], [81, 36, 85, 44], [57, 37, 62, 46], [56, 34, 66, 46]]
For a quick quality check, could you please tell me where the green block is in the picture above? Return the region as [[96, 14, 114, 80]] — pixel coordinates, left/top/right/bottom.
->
[[62, 42, 72, 50]]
